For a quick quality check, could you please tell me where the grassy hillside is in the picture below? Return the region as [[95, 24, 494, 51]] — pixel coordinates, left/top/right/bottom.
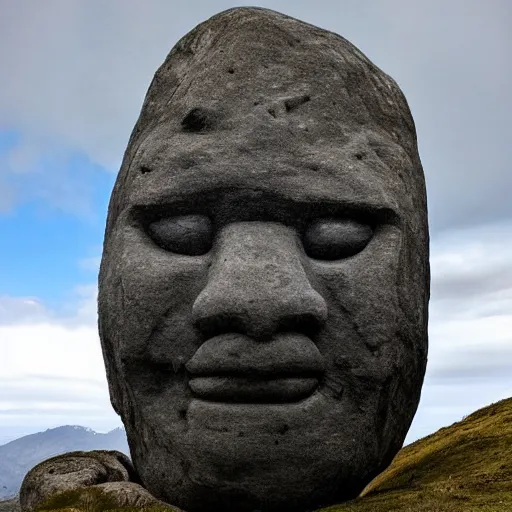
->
[[322, 396, 512, 511]]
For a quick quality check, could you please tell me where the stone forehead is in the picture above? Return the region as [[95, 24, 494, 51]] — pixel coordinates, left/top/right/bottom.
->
[[130, 7, 417, 151], [107, 7, 424, 230]]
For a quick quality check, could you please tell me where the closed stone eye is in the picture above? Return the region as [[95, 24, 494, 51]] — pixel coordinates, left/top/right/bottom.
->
[[147, 215, 213, 255], [303, 218, 373, 260]]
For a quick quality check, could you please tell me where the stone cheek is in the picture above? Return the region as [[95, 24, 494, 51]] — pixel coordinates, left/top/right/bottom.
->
[[98, 7, 429, 512]]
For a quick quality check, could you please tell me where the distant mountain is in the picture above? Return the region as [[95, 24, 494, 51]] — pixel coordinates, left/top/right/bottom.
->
[[0, 426, 129, 499]]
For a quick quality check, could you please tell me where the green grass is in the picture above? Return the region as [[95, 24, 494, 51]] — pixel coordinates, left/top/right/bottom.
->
[[34, 487, 176, 512], [35, 487, 118, 512]]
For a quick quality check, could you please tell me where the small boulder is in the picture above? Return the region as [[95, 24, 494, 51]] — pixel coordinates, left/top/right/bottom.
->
[[19, 450, 140, 511]]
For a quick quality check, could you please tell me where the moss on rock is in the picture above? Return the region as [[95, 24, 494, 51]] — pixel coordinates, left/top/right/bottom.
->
[[34, 486, 177, 512]]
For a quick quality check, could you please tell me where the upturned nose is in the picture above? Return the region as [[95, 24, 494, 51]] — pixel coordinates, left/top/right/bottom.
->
[[192, 222, 327, 340]]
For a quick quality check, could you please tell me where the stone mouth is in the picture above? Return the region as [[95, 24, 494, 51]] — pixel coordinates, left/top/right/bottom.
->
[[188, 375, 320, 403], [186, 332, 325, 374], [186, 332, 324, 403]]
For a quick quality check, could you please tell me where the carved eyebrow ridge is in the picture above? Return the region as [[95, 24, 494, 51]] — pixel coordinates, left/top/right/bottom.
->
[[127, 184, 400, 231]]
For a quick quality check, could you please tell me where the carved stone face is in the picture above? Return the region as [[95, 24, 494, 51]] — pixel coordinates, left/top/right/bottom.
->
[[99, 7, 429, 512]]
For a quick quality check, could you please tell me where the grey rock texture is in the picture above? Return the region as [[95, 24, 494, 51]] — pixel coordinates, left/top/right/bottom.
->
[[0, 498, 20, 512], [98, 6, 429, 512], [19, 450, 138, 511]]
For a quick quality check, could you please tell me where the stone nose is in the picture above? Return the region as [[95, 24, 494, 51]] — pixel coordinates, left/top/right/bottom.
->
[[192, 222, 328, 340]]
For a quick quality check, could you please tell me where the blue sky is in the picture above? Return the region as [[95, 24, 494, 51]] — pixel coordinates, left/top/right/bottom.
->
[[1, 0, 511, 446], [0, 131, 114, 309]]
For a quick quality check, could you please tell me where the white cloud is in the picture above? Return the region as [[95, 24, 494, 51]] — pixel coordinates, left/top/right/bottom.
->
[[0, 296, 47, 325], [407, 221, 512, 443], [0, 285, 120, 437], [2, 323, 101, 380]]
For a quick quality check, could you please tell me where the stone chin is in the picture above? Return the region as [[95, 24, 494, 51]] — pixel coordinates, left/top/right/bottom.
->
[[98, 6, 429, 512], [122, 379, 415, 512]]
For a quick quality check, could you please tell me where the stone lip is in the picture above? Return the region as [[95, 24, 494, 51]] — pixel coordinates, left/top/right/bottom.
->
[[188, 376, 320, 403], [186, 332, 325, 376], [186, 333, 325, 403]]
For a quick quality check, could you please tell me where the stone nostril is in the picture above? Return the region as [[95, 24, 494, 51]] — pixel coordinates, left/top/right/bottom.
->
[[194, 312, 249, 340], [193, 288, 327, 341], [275, 312, 324, 338]]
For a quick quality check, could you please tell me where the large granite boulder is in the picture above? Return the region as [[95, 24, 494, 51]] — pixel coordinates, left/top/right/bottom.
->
[[94, 6, 429, 512]]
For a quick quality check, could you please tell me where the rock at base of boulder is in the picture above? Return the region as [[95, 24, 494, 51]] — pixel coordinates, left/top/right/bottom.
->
[[19, 450, 138, 511]]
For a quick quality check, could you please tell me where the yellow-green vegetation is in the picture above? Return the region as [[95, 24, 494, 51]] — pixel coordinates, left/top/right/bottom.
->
[[34, 487, 176, 512], [34, 487, 117, 512], [322, 397, 512, 511], [30, 397, 512, 512]]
